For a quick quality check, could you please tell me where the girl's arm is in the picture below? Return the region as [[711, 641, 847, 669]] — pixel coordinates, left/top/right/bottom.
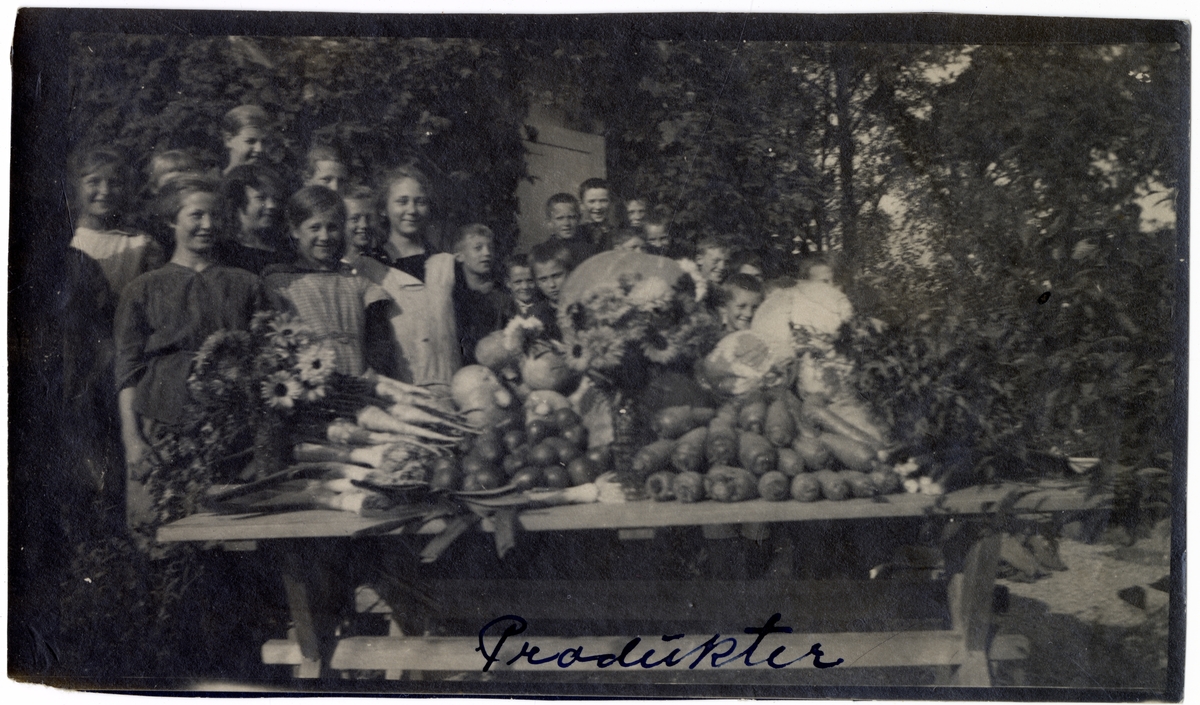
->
[[118, 387, 152, 479]]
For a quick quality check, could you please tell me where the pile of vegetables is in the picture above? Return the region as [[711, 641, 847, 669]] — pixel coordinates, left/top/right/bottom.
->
[[433, 406, 612, 493], [218, 374, 480, 515], [636, 391, 907, 504]]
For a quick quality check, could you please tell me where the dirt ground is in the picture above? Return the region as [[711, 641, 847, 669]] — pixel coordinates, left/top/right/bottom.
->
[[994, 520, 1173, 691]]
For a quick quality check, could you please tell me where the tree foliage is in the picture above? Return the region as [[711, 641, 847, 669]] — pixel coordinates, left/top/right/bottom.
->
[[69, 35, 529, 250]]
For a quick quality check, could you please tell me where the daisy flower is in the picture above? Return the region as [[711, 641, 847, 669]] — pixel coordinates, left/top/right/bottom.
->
[[269, 315, 313, 349], [296, 344, 337, 383], [262, 371, 302, 410]]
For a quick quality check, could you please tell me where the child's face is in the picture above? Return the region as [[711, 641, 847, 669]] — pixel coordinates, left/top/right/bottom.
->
[[547, 203, 580, 240], [385, 177, 431, 239], [581, 188, 611, 224], [79, 166, 124, 221], [172, 192, 219, 255], [534, 259, 567, 303], [344, 198, 373, 252], [721, 288, 763, 332], [292, 210, 344, 269], [696, 246, 731, 285], [643, 224, 669, 250], [617, 236, 646, 253], [238, 186, 279, 234], [625, 200, 647, 228], [225, 126, 266, 168], [807, 264, 833, 284], [456, 234, 494, 277], [506, 265, 536, 305], [307, 160, 347, 195]]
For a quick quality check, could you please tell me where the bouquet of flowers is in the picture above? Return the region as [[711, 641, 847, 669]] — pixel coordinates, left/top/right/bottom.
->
[[557, 251, 722, 484], [145, 312, 342, 523], [560, 251, 721, 382]]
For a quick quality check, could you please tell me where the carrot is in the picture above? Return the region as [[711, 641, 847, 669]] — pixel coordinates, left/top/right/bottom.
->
[[738, 432, 777, 476], [326, 420, 447, 451], [357, 406, 461, 442], [801, 399, 883, 450], [705, 415, 739, 466], [776, 448, 805, 477], [764, 398, 796, 447], [370, 372, 438, 400], [738, 399, 768, 434], [671, 426, 709, 474], [790, 474, 821, 502], [813, 469, 850, 501], [819, 433, 876, 472], [387, 403, 475, 434], [792, 435, 830, 470], [293, 442, 397, 469], [841, 470, 878, 498], [652, 406, 717, 439], [778, 390, 807, 431], [631, 439, 677, 480]]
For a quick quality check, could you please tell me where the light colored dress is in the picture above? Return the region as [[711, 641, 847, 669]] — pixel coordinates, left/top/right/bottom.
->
[[264, 264, 392, 377], [350, 252, 461, 392]]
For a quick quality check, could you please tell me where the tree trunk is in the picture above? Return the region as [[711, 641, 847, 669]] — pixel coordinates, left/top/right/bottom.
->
[[832, 47, 858, 277]]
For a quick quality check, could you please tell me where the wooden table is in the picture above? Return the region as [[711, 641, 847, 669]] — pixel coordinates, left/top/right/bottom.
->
[[158, 480, 1109, 686]]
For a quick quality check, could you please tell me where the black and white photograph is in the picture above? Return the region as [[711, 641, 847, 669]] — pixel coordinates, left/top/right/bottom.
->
[[6, 8, 1187, 700]]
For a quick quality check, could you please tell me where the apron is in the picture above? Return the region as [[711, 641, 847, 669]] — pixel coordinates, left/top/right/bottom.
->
[[351, 253, 461, 393]]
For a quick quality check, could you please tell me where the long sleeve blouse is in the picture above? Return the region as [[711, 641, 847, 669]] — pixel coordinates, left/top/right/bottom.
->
[[114, 263, 271, 426]]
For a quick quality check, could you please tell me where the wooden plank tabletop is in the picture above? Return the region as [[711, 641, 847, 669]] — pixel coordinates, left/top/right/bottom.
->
[[157, 480, 1108, 544]]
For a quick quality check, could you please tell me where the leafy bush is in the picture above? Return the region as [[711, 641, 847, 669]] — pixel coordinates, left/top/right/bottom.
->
[[69, 35, 529, 250]]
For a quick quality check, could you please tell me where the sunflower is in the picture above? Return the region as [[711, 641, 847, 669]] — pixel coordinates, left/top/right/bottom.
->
[[296, 343, 337, 383], [577, 326, 633, 372], [262, 371, 302, 410], [627, 276, 673, 313], [581, 288, 635, 328]]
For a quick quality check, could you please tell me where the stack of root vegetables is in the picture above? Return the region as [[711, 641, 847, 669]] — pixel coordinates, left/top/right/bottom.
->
[[635, 390, 903, 504], [265, 375, 477, 512]]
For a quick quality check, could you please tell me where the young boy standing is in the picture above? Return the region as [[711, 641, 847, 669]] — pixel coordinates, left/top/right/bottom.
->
[[528, 239, 572, 339], [544, 192, 598, 269], [576, 178, 616, 250], [452, 223, 507, 366]]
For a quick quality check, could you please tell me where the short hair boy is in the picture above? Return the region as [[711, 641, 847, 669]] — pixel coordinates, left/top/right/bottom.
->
[[452, 223, 505, 365], [731, 249, 765, 280], [545, 192, 582, 240], [577, 178, 615, 249], [530, 239, 571, 306], [694, 235, 732, 286], [717, 273, 764, 333]]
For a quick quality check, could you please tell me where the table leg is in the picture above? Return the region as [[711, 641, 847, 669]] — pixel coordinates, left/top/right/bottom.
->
[[946, 528, 1002, 686], [280, 550, 323, 678]]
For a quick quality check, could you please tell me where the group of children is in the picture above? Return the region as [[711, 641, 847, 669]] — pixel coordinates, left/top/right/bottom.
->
[[65, 103, 834, 527]]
